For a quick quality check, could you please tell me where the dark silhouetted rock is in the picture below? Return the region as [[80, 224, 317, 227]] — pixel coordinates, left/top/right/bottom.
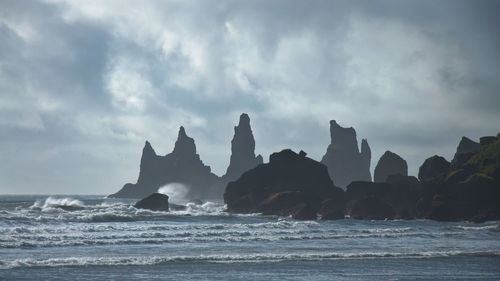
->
[[418, 155, 451, 183], [224, 149, 345, 219], [451, 137, 480, 168], [349, 196, 395, 220], [345, 176, 424, 219], [424, 136, 500, 221], [429, 174, 499, 221], [134, 193, 169, 211], [456, 136, 481, 153], [258, 191, 314, 215], [292, 204, 318, 220], [109, 127, 221, 199], [320, 210, 344, 220], [480, 136, 497, 146], [374, 151, 408, 182], [321, 120, 372, 188], [223, 113, 263, 182], [319, 198, 345, 220]]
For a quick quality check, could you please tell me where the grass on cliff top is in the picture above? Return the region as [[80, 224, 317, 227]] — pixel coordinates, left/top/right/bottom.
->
[[465, 139, 500, 176]]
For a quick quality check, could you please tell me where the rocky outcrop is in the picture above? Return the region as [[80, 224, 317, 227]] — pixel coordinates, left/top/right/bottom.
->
[[222, 114, 263, 182], [451, 137, 480, 168], [224, 149, 345, 219], [349, 196, 396, 220], [321, 120, 372, 188], [418, 155, 451, 183], [345, 176, 423, 220], [374, 151, 408, 182], [134, 193, 169, 211], [109, 127, 221, 199], [419, 135, 500, 222], [318, 198, 345, 220]]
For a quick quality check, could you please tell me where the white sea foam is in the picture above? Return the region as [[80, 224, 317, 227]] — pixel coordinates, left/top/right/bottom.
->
[[157, 183, 189, 202], [2, 250, 499, 269], [447, 224, 500, 231], [30, 197, 85, 211]]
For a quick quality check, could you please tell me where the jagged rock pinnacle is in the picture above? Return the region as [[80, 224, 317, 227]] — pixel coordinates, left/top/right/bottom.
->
[[224, 113, 263, 182], [321, 120, 371, 188], [172, 126, 196, 156]]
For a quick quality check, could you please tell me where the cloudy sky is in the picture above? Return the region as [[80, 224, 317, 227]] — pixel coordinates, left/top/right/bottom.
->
[[1, 0, 499, 194]]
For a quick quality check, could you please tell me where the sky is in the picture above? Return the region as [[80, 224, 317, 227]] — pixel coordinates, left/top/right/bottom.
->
[[1, 0, 499, 195]]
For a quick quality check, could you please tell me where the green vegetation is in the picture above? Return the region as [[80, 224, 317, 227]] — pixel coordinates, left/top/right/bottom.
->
[[465, 139, 500, 177]]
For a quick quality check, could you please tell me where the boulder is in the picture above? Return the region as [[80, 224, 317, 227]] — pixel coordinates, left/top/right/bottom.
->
[[134, 193, 169, 211], [224, 149, 345, 219], [321, 120, 372, 188], [374, 151, 408, 182]]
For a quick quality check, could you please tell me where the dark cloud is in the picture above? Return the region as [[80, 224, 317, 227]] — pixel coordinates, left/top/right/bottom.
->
[[0, 0, 499, 194]]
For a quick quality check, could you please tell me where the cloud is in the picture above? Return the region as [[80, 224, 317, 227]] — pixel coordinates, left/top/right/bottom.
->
[[0, 0, 499, 194]]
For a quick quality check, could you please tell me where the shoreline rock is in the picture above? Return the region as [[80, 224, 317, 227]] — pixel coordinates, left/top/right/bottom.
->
[[134, 193, 169, 211], [224, 149, 345, 218]]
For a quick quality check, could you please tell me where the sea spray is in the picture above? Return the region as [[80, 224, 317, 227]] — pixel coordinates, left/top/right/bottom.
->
[[157, 183, 189, 202], [30, 197, 85, 211]]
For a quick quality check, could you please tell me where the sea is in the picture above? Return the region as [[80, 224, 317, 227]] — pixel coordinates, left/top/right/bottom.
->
[[0, 195, 499, 281]]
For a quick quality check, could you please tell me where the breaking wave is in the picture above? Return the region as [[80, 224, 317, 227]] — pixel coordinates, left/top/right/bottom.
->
[[2, 250, 499, 270], [30, 197, 86, 211]]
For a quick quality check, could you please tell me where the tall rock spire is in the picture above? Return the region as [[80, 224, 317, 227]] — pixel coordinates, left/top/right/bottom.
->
[[172, 126, 196, 157], [224, 113, 263, 182], [321, 120, 372, 188], [360, 138, 372, 180]]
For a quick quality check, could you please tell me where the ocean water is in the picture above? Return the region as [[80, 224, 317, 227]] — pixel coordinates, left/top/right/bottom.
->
[[0, 195, 499, 280]]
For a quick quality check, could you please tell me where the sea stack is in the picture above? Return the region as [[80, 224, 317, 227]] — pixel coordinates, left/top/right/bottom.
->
[[224, 149, 345, 220], [373, 151, 408, 182], [109, 126, 220, 199], [223, 113, 263, 182], [321, 120, 372, 188]]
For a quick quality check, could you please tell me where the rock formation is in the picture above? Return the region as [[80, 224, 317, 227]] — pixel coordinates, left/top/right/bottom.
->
[[321, 120, 372, 188], [134, 193, 169, 211], [451, 137, 480, 168], [373, 151, 408, 182], [345, 175, 423, 220], [222, 113, 263, 182], [418, 134, 500, 222], [224, 149, 345, 219], [418, 155, 451, 183], [109, 126, 221, 199]]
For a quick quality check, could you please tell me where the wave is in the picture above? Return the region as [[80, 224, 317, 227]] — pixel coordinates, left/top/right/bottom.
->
[[1, 198, 233, 223], [30, 197, 86, 212], [0, 226, 461, 249], [2, 250, 499, 270], [446, 224, 500, 232]]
